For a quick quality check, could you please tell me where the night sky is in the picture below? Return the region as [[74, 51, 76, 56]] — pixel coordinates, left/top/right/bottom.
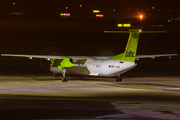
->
[[0, 0, 179, 71], [0, 0, 180, 77]]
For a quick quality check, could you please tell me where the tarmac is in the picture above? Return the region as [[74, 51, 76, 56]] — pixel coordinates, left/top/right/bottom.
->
[[0, 76, 180, 119]]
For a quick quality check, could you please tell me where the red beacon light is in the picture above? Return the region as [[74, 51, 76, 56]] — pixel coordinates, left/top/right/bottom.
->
[[96, 14, 103, 17], [60, 13, 70, 16]]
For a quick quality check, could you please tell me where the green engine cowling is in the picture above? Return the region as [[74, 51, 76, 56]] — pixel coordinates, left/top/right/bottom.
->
[[51, 56, 73, 70]]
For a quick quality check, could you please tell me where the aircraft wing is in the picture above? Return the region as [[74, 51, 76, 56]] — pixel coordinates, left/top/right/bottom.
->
[[1, 54, 87, 60], [1, 54, 178, 60], [136, 54, 178, 60]]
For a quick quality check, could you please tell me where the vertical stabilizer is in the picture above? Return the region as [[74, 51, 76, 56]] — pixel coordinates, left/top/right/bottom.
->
[[108, 29, 141, 62]]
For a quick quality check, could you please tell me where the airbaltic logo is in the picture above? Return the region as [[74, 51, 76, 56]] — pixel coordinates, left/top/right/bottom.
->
[[125, 51, 135, 57]]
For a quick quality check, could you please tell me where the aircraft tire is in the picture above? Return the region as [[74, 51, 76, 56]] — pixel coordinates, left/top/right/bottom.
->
[[62, 77, 68, 82], [116, 75, 122, 82], [54, 74, 58, 77]]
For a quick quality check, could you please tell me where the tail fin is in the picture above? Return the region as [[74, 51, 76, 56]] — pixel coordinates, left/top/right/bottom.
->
[[108, 29, 141, 62]]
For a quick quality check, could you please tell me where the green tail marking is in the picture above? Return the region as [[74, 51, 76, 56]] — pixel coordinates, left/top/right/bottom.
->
[[108, 29, 141, 62]]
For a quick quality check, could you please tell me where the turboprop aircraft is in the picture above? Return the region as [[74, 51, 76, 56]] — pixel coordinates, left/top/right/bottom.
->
[[1, 29, 178, 82]]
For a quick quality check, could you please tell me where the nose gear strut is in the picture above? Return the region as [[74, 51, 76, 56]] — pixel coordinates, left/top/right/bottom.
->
[[61, 68, 68, 82]]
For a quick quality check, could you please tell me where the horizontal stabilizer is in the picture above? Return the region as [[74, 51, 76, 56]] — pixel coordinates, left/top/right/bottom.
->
[[104, 30, 166, 33], [136, 54, 178, 59]]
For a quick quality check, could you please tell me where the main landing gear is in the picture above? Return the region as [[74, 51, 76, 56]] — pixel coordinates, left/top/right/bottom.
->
[[54, 73, 59, 77], [116, 74, 122, 82], [61, 68, 68, 82]]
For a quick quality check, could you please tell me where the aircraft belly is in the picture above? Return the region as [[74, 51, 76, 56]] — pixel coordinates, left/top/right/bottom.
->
[[50, 66, 94, 75], [50, 66, 62, 73], [66, 67, 90, 75]]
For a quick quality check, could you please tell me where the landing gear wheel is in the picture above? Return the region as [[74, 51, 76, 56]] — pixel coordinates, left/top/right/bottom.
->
[[54, 74, 58, 77], [116, 75, 122, 82], [62, 77, 68, 82]]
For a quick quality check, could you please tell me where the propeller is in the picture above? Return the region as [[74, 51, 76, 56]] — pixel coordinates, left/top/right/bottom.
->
[[95, 47, 117, 56], [40, 47, 64, 73]]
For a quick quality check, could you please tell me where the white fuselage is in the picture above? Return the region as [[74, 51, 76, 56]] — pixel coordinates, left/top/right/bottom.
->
[[50, 58, 136, 77]]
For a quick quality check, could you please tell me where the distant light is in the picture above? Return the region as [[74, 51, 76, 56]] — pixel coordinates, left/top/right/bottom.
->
[[93, 10, 100, 13], [169, 56, 171, 59], [117, 24, 123, 27], [117, 24, 131, 27], [60, 13, 70, 16], [152, 7, 154, 9], [10, 12, 25, 15], [96, 14, 103, 17], [113, 9, 115, 12], [123, 24, 131, 27], [80, 5, 82, 7], [140, 15, 143, 20], [66, 7, 68, 9], [137, 12, 139, 13], [13, 2, 15, 5]]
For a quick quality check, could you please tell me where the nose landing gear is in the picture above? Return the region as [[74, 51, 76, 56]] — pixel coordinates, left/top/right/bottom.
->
[[61, 68, 68, 82]]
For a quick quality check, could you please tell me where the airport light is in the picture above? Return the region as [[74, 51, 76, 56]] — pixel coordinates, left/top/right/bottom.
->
[[117, 23, 131, 27], [123, 24, 131, 27], [96, 14, 103, 17], [140, 15, 143, 20], [93, 10, 100, 13], [60, 13, 70, 16], [117, 24, 123, 27]]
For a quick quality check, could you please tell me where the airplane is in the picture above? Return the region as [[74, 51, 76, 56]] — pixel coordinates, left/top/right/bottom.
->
[[1, 29, 178, 82]]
